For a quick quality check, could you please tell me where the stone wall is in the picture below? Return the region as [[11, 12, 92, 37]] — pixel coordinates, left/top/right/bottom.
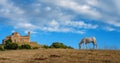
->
[[2, 32, 30, 44]]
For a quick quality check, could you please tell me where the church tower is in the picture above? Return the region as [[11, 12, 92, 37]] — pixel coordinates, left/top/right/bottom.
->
[[28, 32, 30, 37]]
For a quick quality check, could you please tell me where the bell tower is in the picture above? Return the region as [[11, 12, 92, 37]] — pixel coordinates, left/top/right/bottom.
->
[[28, 32, 30, 37]]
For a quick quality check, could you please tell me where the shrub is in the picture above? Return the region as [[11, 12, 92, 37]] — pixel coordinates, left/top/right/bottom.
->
[[33, 47, 39, 49], [43, 45, 49, 49], [0, 45, 5, 51], [49, 42, 73, 49], [4, 43, 19, 50], [20, 44, 31, 49], [5, 39, 12, 45], [50, 42, 65, 48], [67, 46, 74, 49]]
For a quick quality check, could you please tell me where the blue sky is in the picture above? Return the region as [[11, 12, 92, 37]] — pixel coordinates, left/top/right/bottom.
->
[[0, 0, 120, 49]]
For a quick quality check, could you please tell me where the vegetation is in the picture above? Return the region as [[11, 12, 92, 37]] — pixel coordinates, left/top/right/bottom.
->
[[43, 45, 49, 49], [50, 42, 66, 48], [4, 39, 19, 50], [0, 45, 5, 51], [19, 44, 31, 49], [5, 39, 12, 45], [4, 43, 19, 50], [33, 47, 39, 49], [49, 42, 73, 49], [1, 39, 32, 50], [2, 40, 73, 50], [42, 42, 73, 49]]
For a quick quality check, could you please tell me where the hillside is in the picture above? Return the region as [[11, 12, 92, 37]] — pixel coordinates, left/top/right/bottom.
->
[[0, 49, 120, 63]]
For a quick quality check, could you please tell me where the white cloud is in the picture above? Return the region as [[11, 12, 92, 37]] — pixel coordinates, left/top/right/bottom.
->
[[36, 20, 97, 34], [0, 0, 120, 34], [49, 20, 59, 27], [41, 0, 100, 18], [24, 30, 37, 34], [45, 6, 51, 11], [105, 27, 115, 31], [108, 20, 120, 27], [0, 0, 24, 17], [63, 21, 98, 29], [13, 22, 38, 34], [39, 0, 120, 28], [51, 0, 120, 27], [86, 0, 98, 6]]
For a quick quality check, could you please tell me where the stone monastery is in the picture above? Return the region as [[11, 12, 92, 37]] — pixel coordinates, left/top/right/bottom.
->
[[2, 32, 30, 44]]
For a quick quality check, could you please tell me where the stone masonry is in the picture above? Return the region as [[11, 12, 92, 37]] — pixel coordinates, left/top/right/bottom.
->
[[2, 32, 30, 44]]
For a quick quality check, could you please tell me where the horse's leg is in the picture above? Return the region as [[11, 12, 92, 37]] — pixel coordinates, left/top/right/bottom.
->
[[79, 44, 81, 49], [93, 44, 95, 49], [85, 43, 88, 49], [92, 43, 95, 49], [95, 44, 98, 49], [79, 43, 82, 49], [93, 44, 97, 49], [93, 41, 97, 49]]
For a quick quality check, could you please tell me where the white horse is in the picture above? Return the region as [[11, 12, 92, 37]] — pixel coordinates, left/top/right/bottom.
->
[[79, 37, 97, 49]]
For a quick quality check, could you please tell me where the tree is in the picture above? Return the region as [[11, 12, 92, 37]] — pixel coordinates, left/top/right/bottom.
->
[[49, 42, 73, 49], [4, 39, 18, 50], [19, 44, 31, 49], [4, 43, 19, 50], [5, 39, 12, 45], [43, 45, 49, 49]]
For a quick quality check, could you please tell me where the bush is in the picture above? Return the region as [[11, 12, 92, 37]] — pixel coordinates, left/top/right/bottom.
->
[[0, 45, 5, 51], [19, 44, 31, 49], [67, 46, 74, 49], [4, 43, 19, 50], [50, 42, 66, 48], [49, 42, 73, 49], [33, 47, 39, 49], [43, 45, 49, 49], [5, 39, 12, 45]]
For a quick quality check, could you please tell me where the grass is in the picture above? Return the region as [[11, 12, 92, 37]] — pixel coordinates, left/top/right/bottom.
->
[[0, 49, 120, 63]]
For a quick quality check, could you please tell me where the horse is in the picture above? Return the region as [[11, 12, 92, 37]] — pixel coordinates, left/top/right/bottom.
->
[[79, 37, 97, 49]]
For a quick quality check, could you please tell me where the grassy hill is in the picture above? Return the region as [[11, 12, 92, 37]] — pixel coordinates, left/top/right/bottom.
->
[[0, 49, 120, 63]]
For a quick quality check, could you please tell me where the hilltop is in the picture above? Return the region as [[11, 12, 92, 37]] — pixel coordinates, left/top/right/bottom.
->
[[0, 49, 120, 63]]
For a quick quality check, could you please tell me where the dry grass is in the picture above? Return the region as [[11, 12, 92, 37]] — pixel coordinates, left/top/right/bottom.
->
[[0, 49, 120, 63], [16, 42, 42, 48]]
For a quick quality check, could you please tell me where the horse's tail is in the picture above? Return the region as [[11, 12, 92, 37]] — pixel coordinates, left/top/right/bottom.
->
[[92, 37, 97, 49]]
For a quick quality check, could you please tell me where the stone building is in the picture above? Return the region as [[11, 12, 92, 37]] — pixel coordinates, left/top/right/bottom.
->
[[2, 32, 30, 44]]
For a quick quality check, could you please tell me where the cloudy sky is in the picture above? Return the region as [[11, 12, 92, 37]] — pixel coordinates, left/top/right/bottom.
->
[[0, 0, 120, 49]]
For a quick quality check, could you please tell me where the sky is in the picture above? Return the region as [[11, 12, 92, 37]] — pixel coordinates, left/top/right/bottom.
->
[[0, 0, 120, 49]]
